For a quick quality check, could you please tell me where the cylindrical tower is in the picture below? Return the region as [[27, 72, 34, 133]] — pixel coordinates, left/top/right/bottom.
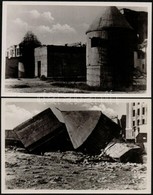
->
[[86, 6, 136, 90]]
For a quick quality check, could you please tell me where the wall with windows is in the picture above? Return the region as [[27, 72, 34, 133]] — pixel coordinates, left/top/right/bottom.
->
[[125, 102, 147, 141], [6, 45, 21, 59]]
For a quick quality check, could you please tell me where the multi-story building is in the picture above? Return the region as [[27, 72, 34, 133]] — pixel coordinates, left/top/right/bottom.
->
[[6, 45, 21, 59], [5, 45, 23, 78], [125, 102, 147, 142], [134, 39, 147, 74], [120, 8, 148, 89]]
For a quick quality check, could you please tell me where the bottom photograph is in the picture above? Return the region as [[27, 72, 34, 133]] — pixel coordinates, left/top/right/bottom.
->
[[1, 98, 151, 193]]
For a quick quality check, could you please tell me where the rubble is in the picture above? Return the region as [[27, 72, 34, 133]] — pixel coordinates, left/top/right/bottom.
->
[[5, 147, 147, 190], [102, 140, 143, 163]]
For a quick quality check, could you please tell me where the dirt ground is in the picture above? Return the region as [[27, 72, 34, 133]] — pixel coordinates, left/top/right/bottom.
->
[[4, 78, 89, 93], [4, 78, 145, 94], [5, 148, 147, 191]]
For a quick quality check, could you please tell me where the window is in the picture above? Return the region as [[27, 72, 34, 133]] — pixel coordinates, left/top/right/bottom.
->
[[91, 37, 108, 48], [133, 103, 135, 106], [133, 110, 135, 117], [11, 50, 14, 57], [133, 121, 135, 126], [142, 119, 145, 124], [137, 119, 140, 125], [142, 107, 145, 115], [137, 109, 140, 115], [17, 48, 20, 56], [142, 64, 145, 70]]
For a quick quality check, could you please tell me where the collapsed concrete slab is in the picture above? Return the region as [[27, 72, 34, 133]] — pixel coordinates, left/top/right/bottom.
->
[[5, 129, 23, 147], [103, 141, 143, 163], [12, 109, 121, 155], [10, 108, 144, 163], [13, 108, 72, 153], [61, 111, 121, 154], [60, 111, 102, 149]]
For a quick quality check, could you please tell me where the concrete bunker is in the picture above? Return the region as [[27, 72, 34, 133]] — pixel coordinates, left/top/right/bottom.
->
[[86, 6, 136, 90], [9, 107, 143, 163]]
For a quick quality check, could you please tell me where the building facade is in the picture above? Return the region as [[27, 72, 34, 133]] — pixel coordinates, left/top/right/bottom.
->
[[35, 45, 86, 81], [134, 39, 147, 74], [120, 8, 148, 44], [125, 102, 147, 141], [6, 45, 21, 59], [5, 45, 23, 78]]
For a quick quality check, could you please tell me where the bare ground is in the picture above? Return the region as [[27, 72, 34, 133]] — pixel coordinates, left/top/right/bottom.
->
[[4, 79, 89, 93], [4, 78, 146, 94], [5, 148, 147, 191]]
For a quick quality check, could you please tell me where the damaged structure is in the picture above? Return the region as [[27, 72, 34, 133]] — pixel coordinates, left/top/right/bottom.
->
[[6, 107, 144, 163], [13, 109, 121, 154], [103, 141, 143, 163], [86, 6, 136, 90], [13, 108, 73, 153], [61, 111, 121, 154]]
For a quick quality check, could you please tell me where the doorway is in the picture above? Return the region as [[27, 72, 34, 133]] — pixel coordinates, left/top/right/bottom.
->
[[38, 61, 41, 77]]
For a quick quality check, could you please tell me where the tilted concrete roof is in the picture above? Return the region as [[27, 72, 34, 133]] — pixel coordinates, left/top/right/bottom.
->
[[86, 6, 133, 34], [61, 111, 102, 149]]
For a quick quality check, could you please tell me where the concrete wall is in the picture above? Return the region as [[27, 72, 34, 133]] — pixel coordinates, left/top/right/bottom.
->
[[5, 57, 20, 78], [35, 46, 48, 77], [86, 29, 134, 90], [14, 108, 65, 152], [47, 45, 86, 81], [18, 62, 25, 78], [134, 51, 146, 73], [86, 31, 109, 87], [35, 45, 86, 81]]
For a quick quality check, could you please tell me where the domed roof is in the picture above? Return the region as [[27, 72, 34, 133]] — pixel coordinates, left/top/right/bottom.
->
[[86, 6, 133, 34]]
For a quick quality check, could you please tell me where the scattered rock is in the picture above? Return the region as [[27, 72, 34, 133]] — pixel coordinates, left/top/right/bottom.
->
[[72, 171, 79, 174], [53, 176, 63, 182]]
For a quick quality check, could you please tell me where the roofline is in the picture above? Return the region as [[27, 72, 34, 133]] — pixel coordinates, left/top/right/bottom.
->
[[86, 26, 134, 34]]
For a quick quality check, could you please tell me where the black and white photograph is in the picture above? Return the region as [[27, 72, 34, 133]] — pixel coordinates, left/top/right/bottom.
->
[[0, 1, 152, 194], [1, 1, 152, 97], [1, 98, 151, 193]]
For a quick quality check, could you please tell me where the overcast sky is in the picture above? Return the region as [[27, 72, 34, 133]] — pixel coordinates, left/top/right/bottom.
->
[[5, 101, 126, 129], [4, 3, 148, 48]]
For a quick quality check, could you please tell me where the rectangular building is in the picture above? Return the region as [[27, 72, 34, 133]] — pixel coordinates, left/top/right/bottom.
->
[[35, 45, 86, 81]]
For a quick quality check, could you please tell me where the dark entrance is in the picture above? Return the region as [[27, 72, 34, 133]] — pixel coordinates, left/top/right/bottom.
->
[[37, 61, 41, 77]]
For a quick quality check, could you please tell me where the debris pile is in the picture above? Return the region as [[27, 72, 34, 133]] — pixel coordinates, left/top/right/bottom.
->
[[5, 108, 144, 163]]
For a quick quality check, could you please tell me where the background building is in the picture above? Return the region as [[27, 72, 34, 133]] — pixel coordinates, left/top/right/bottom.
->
[[6, 45, 21, 59], [5, 44, 22, 78], [35, 45, 86, 81], [121, 8, 148, 88], [120, 8, 148, 44], [125, 102, 147, 143]]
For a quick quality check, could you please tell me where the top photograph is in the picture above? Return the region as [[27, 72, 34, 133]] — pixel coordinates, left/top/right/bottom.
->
[[1, 2, 152, 97]]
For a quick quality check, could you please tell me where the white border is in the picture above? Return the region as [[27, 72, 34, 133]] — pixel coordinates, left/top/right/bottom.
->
[[1, 1, 152, 97], [1, 98, 152, 194]]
